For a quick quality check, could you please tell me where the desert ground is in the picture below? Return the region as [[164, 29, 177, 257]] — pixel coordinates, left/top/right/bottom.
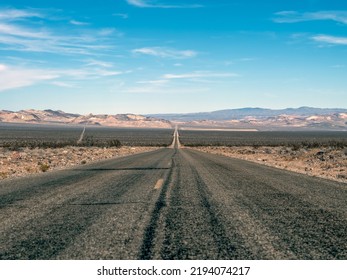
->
[[1, 144, 346, 184], [0, 146, 159, 180]]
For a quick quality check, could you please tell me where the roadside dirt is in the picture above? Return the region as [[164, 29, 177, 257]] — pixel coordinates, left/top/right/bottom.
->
[[2, 145, 346, 184], [190, 146, 347, 183], [0, 146, 159, 180]]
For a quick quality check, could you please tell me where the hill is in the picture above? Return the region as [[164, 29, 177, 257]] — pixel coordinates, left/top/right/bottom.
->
[[0, 109, 172, 129]]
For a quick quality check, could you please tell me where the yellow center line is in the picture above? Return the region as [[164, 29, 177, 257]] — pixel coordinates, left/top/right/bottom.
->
[[154, 178, 164, 189]]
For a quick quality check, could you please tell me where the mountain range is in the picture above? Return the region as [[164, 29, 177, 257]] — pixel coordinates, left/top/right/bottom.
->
[[0, 107, 346, 130], [0, 109, 172, 128], [147, 107, 347, 121]]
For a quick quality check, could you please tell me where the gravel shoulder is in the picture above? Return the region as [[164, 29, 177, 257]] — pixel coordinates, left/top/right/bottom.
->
[[189, 146, 347, 183], [0, 146, 159, 180]]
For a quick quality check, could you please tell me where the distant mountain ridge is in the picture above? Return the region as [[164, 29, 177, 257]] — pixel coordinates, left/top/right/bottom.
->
[[0, 107, 346, 130], [147, 107, 347, 121], [0, 109, 172, 128]]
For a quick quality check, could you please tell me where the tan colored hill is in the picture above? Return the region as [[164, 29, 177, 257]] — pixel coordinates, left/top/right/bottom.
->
[[1, 108, 346, 130], [0, 109, 172, 128], [150, 107, 347, 130], [178, 113, 347, 130]]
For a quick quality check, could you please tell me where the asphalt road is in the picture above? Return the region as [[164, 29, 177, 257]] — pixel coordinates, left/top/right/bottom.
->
[[0, 134, 346, 259]]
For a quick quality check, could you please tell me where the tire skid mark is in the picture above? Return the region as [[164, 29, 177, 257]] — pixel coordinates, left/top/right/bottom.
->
[[159, 150, 253, 259], [190, 164, 253, 259], [57, 151, 175, 259], [189, 153, 295, 259], [159, 162, 186, 259], [138, 150, 177, 260]]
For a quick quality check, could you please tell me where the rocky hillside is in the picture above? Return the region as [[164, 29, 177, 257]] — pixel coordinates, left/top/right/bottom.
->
[[1, 107, 346, 130], [0, 109, 172, 128], [163, 107, 347, 130], [178, 113, 347, 130], [148, 107, 347, 121]]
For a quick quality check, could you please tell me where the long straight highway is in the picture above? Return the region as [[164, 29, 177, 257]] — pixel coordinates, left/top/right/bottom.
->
[[0, 130, 346, 259]]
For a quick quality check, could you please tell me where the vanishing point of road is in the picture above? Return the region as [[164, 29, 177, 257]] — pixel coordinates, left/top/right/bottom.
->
[[0, 129, 346, 259]]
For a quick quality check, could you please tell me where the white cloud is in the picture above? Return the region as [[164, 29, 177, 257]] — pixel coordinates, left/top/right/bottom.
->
[[70, 20, 89, 26], [274, 10, 347, 24], [113, 13, 129, 19], [0, 64, 7, 71], [312, 35, 347, 45], [136, 79, 169, 85], [122, 71, 239, 94], [0, 23, 49, 39], [0, 23, 115, 55], [54, 68, 124, 80], [127, 0, 149, 7], [98, 28, 117, 36], [163, 72, 239, 79], [126, 0, 202, 8], [0, 8, 119, 56], [84, 59, 114, 68], [124, 84, 208, 94], [132, 47, 197, 59], [0, 8, 44, 21], [94, 69, 123, 76], [0, 63, 126, 92], [0, 64, 58, 91], [51, 81, 77, 88]]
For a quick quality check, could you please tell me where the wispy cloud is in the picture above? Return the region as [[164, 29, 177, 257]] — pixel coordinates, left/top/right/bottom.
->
[[124, 84, 208, 94], [132, 47, 197, 59], [312, 34, 347, 45], [136, 79, 169, 85], [113, 13, 129, 19], [122, 71, 239, 94], [0, 8, 44, 21], [0, 64, 58, 91], [0, 24, 115, 56], [0, 63, 126, 92], [274, 10, 347, 24], [98, 28, 120, 36], [54, 68, 124, 80], [70, 20, 89, 26], [126, 0, 202, 9], [84, 59, 114, 68], [124, 80, 168, 93], [0, 23, 48, 39], [0, 8, 119, 56], [163, 72, 239, 79], [50, 81, 77, 88]]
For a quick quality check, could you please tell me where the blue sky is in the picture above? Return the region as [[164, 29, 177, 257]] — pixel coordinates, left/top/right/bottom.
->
[[0, 0, 347, 114]]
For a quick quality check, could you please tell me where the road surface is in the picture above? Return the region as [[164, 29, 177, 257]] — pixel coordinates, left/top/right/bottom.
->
[[0, 132, 346, 259]]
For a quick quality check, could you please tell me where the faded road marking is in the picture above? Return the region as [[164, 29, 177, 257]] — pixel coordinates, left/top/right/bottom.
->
[[154, 179, 164, 189]]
